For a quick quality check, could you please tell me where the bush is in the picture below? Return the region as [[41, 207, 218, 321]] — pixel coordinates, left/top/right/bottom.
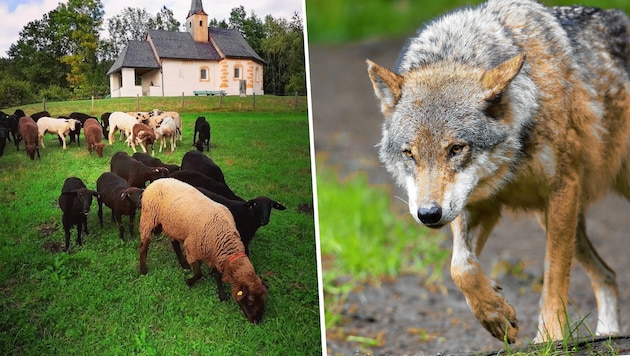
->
[[0, 79, 34, 108], [39, 85, 72, 102]]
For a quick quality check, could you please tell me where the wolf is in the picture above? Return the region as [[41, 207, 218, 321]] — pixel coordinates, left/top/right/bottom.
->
[[367, 0, 630, 344]]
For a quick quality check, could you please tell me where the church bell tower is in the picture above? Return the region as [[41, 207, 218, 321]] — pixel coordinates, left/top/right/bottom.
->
[[186, 0, 208, 43]]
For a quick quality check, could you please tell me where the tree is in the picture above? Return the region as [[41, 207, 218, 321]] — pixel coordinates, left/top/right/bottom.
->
[[101, 6, 180, 62]]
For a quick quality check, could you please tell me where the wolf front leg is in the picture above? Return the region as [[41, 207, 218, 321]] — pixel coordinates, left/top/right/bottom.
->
[[450, 210, 519, 343], [534, 180, 579, 343]]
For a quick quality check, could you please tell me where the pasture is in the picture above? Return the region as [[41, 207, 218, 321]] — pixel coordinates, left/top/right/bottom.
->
[[0, 97, 321, 354]]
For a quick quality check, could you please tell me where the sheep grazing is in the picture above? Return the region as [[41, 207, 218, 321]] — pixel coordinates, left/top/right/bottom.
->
[[132, 152, 180, 174], [66, 112, 97, 146], [169, 169, 241, 201], [126, 122, 156, 155], [110, 151, 169, 188], [197, 187, 286, 255], [36, 116, 79, 150], [17, 116, 40, 160], [154, 117, 177, 153], [181, 150, 228, 187], [83, 118, 105, 157], [140, 110, 182, 140], [107, 112, 137, 144], [193, 116, 210, 152], [58, 177, 98, 252], [96, 172, 144, 240], [138, 178, 267, 323], [0, 112, 10, 157]]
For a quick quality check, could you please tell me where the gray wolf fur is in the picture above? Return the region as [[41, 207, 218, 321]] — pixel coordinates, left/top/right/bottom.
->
[[367, 0, 630, 343]]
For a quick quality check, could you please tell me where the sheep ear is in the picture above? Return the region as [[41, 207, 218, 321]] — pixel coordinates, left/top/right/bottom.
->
[[272, 201, 286, 210], [235, 285, 248, 301]]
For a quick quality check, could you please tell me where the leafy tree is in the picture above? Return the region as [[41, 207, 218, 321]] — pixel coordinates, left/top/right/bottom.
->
[[101, 6, 180, 62]]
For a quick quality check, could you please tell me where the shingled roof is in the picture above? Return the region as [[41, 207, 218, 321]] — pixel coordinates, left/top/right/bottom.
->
[[106, 41, 160, 75], [210, 27, 264, 63], [147, 30, 221, 60], [188, 0, 205, 17]]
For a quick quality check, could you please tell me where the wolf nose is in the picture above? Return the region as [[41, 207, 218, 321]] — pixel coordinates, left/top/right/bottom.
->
[[418, 206, 442, 225]]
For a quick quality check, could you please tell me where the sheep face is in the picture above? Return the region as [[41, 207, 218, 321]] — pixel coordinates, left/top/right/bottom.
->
[[248, 197, 287, 226], [121, 187, 144, 208], [233, 280, 267, 324]]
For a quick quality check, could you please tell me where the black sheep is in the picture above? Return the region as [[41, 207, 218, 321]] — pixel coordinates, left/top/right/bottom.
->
[[181, 150, 227, 186], [197, 187, 286, 255], [96, 172, 144, 240], [110, 151, 169, 188], [192, 116, 210, 152], [100, 112, 111, 139], [58, 177, 98, 252], [169, 169, 241, 201], [132, 152, 180, 174]]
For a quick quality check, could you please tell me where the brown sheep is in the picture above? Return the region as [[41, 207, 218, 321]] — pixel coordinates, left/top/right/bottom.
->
[[126, 123, 156, 155], [83, 118, 105, 157], [138, 178, 267, 324], [17, 116, 40, 160]]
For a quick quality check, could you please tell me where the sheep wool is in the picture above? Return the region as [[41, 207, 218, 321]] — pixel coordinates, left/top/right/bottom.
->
[[139, 178, 267, 323]]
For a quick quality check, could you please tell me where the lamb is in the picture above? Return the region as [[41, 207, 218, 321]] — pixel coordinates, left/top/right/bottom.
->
[[36, 116, 79, 150], [83, 118, 105, 157], [107, 112, 138, 144], [58, 177, 98, 252], [181, 150, 228, 187], [110, 151, 169, 188], [192, 116, 210, 152], [126, 122, 156, 155], [138, 178, 267, 323], [169, 169, 241, 201], [132, 152, 180, 174], [197, 187, 286, 255], [96, 172, 144, 240], [154, 117, 177, 153], [17, 116, 40, 160]]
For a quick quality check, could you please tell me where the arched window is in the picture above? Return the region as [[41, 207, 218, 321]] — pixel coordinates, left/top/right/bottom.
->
[[200, 67, 209, 82]]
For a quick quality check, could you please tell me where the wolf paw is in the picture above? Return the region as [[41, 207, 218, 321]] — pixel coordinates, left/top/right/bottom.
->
[[473, 294, 518, 343]]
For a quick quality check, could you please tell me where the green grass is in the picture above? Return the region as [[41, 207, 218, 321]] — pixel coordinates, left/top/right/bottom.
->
[[306, 0, 630, 44], [316, 160, 448, 331], [0, 99, 320, 355]]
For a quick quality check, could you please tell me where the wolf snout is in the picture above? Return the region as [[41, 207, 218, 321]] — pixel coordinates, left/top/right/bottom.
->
[[417, 205, 443, 227]]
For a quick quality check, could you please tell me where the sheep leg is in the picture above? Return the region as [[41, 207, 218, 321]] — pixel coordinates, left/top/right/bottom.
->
[[186, 262, 202, 287], [63, 226, 72, 252], [170, 241, 190, 269], [128, 210, 136, 239], [115, 212, 125, 240], [39, 134, 46, 148], [58, 133, 67, 149], [97, 197, 104, 227], [212, 269, 229, 301], [139, 238, 150, 275]]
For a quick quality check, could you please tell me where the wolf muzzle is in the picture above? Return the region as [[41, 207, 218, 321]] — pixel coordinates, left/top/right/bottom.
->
[[417, 204, 443, 228]]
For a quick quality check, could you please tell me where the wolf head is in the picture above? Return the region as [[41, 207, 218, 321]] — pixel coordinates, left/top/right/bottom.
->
[[368, 53, 533, 228]]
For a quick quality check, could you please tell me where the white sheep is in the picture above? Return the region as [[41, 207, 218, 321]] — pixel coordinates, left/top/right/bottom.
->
[[36, 117, 79, 150], [138, 178, 267, 323], [108, 112, 138, 145], [154, 117, 177, 153], [139, 110, 182, 140]]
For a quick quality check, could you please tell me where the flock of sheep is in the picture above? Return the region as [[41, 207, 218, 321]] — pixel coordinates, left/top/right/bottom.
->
[[0, 108, 279, 323]]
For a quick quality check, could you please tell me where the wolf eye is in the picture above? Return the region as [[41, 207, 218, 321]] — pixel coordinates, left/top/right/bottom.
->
[[402, 149, 414, 160], [449, 144, 465, 158]]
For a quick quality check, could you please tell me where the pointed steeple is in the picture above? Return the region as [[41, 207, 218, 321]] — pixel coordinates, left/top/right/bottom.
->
[[188, 0, 205, 17], [186, 0, 208, 43]]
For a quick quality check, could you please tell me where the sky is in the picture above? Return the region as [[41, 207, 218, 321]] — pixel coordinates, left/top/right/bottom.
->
[[0, 0, 305, 57]]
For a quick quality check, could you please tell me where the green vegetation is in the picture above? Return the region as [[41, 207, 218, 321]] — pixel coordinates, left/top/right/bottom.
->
[[306, 0, 630, 44], [316, 161, 448, 331], [0, 97, 320, 354]]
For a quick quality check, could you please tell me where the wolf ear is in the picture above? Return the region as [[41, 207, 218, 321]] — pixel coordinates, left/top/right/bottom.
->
[[367, 60, 404, 116], [481, 53, 525, 97]]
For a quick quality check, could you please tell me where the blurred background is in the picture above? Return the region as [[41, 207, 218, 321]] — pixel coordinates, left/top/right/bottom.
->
[[306, 0, 630, 355]]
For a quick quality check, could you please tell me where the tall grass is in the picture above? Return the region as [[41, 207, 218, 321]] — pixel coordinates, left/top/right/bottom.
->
[[0, 99, 320, 355]]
